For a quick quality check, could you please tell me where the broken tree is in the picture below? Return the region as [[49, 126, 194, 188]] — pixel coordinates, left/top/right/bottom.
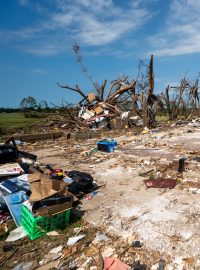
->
[[161, 75, 199, 120], [57, 46, 163, 129]]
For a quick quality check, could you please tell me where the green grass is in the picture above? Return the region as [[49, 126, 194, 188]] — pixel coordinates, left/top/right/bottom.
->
[[156, 114, 169, 122], [0, 112, 41, 134]]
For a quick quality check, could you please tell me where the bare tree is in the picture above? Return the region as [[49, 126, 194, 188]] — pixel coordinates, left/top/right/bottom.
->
[[58, 46, 163, 129], [161, 74, 200, 120], [133, 55, 163, 127]]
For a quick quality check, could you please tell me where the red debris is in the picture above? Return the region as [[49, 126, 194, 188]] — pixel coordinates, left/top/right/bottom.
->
[[144, 178, 177, 189]]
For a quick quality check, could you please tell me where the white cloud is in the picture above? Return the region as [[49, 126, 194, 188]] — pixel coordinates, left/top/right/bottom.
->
[[149, 0, 200, 57], [83, 47, 134, 59], [25, 42, 70, 56], [32, 69, 46, 75], [0, 0, 151, 56], [48, 0, 149, 48], [17, 0, 29, 6]]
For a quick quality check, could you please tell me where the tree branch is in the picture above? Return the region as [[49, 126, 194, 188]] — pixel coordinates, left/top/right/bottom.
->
[[57, 83, 88, 100], [106, 80, 136, 104], [100, 79, 107, 101], [107, 76, 128, 99]]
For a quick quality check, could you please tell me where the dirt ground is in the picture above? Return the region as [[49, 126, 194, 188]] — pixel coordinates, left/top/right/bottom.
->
[[1, 124, 200, 269]]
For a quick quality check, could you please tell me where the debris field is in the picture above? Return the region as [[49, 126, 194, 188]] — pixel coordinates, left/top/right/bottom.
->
[[1, 121, 200, 269]]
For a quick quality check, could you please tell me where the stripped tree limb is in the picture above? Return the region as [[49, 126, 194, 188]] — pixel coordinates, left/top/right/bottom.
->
[[106, 80, 136, 104], [57, 83, 88, 100], [99, 102, 122, 114], [107, 76, 128, 99], [165, 85, 171, 119], [147, 54, 154, 105], [100, 79, 107, 101]]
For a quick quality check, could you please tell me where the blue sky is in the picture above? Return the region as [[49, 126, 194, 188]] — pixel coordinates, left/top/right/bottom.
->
[[1, 0, 200, 107]]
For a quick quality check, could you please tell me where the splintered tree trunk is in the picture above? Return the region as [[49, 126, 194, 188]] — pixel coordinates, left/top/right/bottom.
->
[[140, 95, 157, 128], [147, 54, 154, 105], [142, 100, 148, 127], [131, 83, 142, 118], [138, 94, 148, 127], [165, 85, 172, 120], [146, 54, 157, 128], [131, 94, 142, 118]]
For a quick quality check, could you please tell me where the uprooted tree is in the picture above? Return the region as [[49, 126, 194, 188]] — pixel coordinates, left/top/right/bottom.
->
[[57, 44, 163, 129]]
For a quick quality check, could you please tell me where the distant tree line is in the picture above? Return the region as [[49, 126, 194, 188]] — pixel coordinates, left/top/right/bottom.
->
[[0, 96, 56, 114], [19, 96, 50, 111], [0, 108, 20, 113]]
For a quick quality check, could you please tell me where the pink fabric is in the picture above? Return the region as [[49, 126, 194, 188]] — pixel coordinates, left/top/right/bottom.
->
[[104, 256, 128, 270]]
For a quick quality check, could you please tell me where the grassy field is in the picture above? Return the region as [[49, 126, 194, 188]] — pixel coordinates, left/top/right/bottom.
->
[[0, 112, 41, 134], [156, 114, 169, 122], [0, 111, 170, 136]]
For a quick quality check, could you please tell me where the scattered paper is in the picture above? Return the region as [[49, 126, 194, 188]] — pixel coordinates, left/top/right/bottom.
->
[[12, 261, 38, 270], [35, 260, 60, 270], [93, 232, 110, 244], [6, 226, 27, 242], [47, 231, 59, 236], [67, 234, 85, 246], [102, 247, 115, 257], [0, 163, 24, 177], [22, 200, 33, 212], [49, 245, 63, 254], [18, 174, 29, 182]]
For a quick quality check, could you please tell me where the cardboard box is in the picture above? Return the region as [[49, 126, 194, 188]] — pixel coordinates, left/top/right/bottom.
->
[[52, 179, 68, 191], [87, 92, 96, 102], [35, 201, 72, 216], [28, 173, 58, 202], [94, 106, 103, 115]]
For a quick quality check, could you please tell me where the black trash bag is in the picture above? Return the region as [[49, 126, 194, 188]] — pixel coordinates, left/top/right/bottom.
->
[[67, 171, 93, 194], [68, 181, 80, 195], [0, 137, 37, 166], [0, 145, 18, 164]]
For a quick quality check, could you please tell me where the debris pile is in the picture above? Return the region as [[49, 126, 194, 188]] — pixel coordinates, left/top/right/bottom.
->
[[57, 79, 136, 131], [0, 137, 98, 244], [56, 55, 164, 132]]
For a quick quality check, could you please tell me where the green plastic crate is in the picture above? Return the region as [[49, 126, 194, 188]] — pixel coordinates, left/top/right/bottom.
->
[[21, 205, 70, 240]]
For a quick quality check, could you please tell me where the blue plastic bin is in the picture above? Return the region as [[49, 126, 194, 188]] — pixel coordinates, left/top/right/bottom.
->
[[97, 139, 117, 153], [111, 140, 117, 149]]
